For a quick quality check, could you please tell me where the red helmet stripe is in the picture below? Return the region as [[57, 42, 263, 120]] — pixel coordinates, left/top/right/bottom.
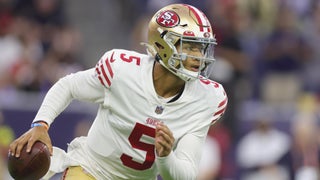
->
[[184, 4, 210, 32]]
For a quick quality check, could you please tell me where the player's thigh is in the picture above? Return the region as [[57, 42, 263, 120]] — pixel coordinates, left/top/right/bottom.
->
[[61, 166, 95, 180]]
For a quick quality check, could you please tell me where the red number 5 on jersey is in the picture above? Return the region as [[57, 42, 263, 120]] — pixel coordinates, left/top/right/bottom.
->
[[120, 123, 156, 170]]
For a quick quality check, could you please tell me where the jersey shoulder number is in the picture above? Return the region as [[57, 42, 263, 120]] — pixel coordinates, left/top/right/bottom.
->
[[94, 49, 144, 88]]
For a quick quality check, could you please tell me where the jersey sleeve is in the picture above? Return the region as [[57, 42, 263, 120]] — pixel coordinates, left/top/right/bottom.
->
[[33, 49, 131, 126], [33, 63, 107, 126]]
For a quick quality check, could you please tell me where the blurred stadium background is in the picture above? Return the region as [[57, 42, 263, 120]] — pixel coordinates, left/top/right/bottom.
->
[[1, 0, 320, 179]]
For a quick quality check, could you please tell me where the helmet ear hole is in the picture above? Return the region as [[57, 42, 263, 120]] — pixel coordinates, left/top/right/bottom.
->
[[155, 42, 164, 49]]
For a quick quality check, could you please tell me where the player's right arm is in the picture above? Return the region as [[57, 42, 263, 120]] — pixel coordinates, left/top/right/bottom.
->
[[9, 51, 110, 157]]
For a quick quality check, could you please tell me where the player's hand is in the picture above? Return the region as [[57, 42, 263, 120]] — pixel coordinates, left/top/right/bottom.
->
[[9, 126, 52, 158], [155, 123, 175, 157]]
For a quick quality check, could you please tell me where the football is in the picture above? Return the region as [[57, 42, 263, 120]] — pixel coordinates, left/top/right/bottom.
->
[[8, 141, 51, 180]]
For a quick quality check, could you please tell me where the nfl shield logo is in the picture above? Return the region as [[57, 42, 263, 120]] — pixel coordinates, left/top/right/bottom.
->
[[155, 106, 164, 114]]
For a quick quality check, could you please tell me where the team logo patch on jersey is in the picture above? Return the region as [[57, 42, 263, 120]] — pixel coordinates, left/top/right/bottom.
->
[[156, 10, 180, 28], [146, 117, 162, 126], [155, 106, 164, 114]]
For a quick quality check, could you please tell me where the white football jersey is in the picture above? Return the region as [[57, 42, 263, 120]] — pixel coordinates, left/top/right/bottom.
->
[[34, 49, 227, 180]]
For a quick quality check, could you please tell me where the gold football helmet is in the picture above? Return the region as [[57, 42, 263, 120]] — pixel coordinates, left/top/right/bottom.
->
[[146, 4, 217, 81]]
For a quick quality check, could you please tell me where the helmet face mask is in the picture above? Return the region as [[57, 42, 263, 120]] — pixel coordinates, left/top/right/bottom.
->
[[147, 4, 217, 81], [165, 32, 216, 81]]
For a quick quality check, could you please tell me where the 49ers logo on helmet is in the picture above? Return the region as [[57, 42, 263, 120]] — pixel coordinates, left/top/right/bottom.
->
[[156, 10, 180, 28]]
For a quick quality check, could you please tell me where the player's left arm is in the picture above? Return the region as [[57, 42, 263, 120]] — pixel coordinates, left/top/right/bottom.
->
[[155, 81, 228, 180], [155, 130, 206, 180]]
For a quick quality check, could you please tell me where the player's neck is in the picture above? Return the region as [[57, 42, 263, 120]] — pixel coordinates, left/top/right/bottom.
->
[[153, 62, 185, 98]]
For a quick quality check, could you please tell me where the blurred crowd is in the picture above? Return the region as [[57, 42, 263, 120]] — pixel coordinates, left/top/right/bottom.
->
[[1, 0, 320, 179], [0, 0, 83, 93]]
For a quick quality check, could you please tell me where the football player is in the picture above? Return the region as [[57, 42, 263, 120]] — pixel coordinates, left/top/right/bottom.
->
[[9, 4, 228, 180]]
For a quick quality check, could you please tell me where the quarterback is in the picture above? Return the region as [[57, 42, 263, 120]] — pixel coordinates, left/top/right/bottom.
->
[[9, 4, 228, 180]]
